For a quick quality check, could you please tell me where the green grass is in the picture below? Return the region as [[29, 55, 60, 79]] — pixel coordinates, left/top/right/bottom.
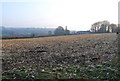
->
[[2, 62, 120, 80]]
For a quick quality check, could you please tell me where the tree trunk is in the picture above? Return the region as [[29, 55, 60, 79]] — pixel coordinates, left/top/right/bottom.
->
[[117, 25, 120, 63], [116, 25, 120, 81]]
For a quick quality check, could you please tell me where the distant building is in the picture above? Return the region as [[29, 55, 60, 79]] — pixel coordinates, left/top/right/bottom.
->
[[76, 31, 90, 34], [64, 26, 70, 35]]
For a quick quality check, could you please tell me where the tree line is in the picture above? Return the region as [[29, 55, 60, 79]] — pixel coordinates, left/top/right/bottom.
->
[[1, 20, 118, 37], [54, 20, 118, 36], [90, 20, 117, 33]]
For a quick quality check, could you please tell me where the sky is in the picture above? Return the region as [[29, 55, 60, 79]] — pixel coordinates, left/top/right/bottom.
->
[[0, 0, 119, 31]]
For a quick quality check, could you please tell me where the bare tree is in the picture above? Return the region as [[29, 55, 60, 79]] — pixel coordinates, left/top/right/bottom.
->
[[48, 31, 52, 35], [91, 20, 117, 33], [115, 24, 120, 79], [91, 23, 97, 32], [54, 26, 65, 35], [109, 24, 117, 33]]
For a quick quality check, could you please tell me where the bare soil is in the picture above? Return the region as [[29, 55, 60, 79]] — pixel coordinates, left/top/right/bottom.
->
[[2, 33, 118, 79]]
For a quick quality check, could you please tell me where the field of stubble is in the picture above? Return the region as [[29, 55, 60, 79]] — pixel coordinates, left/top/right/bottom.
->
[[2, 33, 119, 80]]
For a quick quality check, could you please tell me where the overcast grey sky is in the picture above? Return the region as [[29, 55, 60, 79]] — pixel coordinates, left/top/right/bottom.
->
[[0, 0, 119, 31]]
